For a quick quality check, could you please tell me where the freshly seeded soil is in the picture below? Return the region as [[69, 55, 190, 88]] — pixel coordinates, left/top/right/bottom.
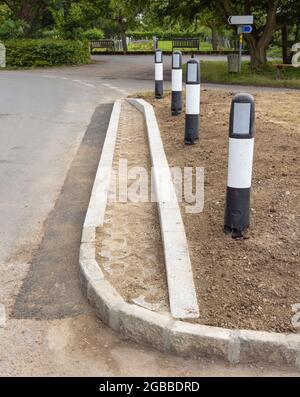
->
[[146, 89, 300, 333]]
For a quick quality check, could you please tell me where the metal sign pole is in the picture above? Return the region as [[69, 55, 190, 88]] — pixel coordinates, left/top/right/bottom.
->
[[239, 32, 243, 73]]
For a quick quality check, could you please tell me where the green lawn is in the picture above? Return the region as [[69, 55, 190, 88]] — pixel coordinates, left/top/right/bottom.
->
[[92, 40, 214, 53], [157, 40, 213, 52], [197, 60, 300, 89]]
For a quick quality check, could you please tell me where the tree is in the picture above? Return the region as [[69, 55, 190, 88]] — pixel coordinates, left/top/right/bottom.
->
[[0, 0, 51, 37], [220, 0, 279, 68], [195, 10, 225, 51], [50, 0, 107, 39], [277, 0, 300, 63], [154, 0, 292, 68], [106, 0, 143, 52]]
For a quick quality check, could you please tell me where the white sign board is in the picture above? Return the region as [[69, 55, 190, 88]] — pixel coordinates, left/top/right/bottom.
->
[[0, 43, 6, 68], [228, 15, 254, 25]]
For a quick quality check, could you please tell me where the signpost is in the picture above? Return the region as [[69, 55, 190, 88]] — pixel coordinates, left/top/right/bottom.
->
[[228, 15, 254, 73], [237, 25, 253, 34], [228, 15, 254, 25], [242, 25, 253, 34]]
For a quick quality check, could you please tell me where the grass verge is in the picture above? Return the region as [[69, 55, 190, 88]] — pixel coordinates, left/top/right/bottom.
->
[[197, 61, 300, 89]]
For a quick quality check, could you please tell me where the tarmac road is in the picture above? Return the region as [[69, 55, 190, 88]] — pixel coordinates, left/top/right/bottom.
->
[[0, 56, 298, 376]]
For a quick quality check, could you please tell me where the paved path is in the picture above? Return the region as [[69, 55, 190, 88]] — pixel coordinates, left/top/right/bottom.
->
[[0, 57, 298, 376]]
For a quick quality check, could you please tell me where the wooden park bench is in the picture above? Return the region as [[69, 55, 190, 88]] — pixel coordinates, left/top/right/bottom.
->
[[90, 39, 115, 53], [273, 63, 295, 79], [172, 38, 199, 54]]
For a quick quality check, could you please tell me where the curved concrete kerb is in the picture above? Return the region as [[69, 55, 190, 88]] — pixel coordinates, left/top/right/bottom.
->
[[128, 98, 199, 320], [79, 98, 300, 368]]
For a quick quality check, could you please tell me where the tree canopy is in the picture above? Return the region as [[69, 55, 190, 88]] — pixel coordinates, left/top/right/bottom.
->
[[0, 0, 299, 66]]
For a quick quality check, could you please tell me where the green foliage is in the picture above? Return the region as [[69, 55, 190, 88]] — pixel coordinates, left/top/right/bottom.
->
[[39, 29, 60, 39], [82, 28, 104, 41], [0, 0, 52, 37], [52, 3, 85, 40], [4, 39, 90, 67], [0, 19, 25, 40], [128, 40, 154, 51], [50, 1, 107, 40]]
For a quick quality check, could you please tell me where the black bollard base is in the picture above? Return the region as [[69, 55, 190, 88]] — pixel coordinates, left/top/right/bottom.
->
[[224, 187, 250, 238], [155, 80, 163, 99], [171, 91, 182, 115], [184, 114, 199, 144]]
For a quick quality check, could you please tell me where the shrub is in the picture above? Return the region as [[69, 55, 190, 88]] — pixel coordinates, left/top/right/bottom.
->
[[82, 28, 104, 41], [0, 19, 24, 40], [40, 29, 61, 40], [4, 39, 90, 67]]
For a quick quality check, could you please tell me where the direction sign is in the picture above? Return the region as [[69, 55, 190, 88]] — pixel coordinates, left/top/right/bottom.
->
[[228, 15, 254, 25], [242, 25, 253, 33], [238, 25, 253, 34]]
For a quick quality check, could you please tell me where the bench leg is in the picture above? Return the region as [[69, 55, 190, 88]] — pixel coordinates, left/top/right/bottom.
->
[[276, 68, 281, 80]]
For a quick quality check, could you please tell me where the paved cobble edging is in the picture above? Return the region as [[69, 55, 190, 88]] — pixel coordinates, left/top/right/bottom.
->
[[79, 98, 300, 368]]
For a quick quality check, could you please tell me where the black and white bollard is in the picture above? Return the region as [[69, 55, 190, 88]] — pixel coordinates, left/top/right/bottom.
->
[[185, 59, 200, 144], [154, 49, 163, 98], [171, 51, 182, 115], [224, 93, 255, 238]]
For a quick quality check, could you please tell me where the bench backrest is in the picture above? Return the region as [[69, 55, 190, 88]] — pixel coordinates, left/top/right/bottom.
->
[[90, 40, 115, 50], [172, 38, 199, 50]]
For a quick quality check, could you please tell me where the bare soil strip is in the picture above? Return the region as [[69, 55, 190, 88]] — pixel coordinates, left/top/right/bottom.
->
[[96, 101, 169, 311], [146, 90, 300, 333]]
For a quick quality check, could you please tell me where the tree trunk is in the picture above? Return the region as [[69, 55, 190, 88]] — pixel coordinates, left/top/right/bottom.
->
[[120, 29, 128, 52], [281, 24, 290, 64], [211, 22, 218, 51], [247, 40, 268, 68]]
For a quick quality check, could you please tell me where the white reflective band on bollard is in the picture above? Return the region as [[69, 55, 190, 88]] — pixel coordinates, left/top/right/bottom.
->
[[186, 84, 200, 115], [172, 69, 182, 92], [227, 137, 254, 188], [155, 63, 163, 81]]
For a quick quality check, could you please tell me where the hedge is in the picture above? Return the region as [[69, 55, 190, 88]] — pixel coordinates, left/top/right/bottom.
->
[[128, 31, 206, 40], [4, 39, 90, 67], [82, 28, 104, 41]]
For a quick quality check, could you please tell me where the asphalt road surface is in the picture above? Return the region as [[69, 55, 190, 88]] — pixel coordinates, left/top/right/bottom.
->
[[0, 56, 298, 376]]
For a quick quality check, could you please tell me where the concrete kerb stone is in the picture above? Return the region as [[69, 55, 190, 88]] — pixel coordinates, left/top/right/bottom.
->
[[128, 97, 199, 320], [118, 303, 174, 351], [79, 97, 300, 369], [168, 320, 232, 362], [238, 329, 300, 366]]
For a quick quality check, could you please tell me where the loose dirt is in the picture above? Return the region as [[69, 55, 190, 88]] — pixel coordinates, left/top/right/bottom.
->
[[146, 89, 300, 333], [96, 101, 169, 311]]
